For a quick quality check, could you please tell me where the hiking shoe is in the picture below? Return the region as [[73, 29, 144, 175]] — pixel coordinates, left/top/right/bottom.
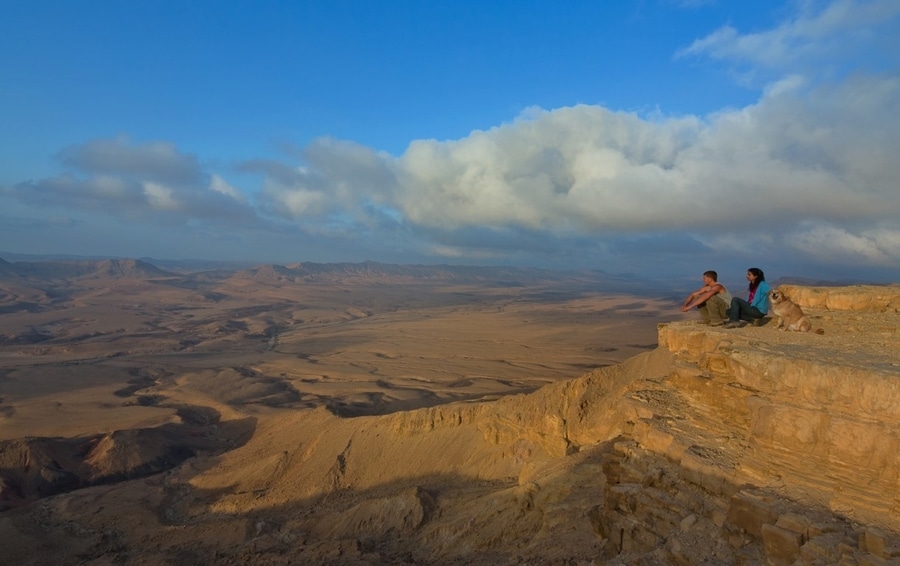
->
[[723, 321, 742, 329], [752, 318, 765, 327], [708, 320, 724, 327]]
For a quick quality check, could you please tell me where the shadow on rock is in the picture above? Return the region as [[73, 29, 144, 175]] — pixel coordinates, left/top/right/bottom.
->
[[0, 408, 256, 511]]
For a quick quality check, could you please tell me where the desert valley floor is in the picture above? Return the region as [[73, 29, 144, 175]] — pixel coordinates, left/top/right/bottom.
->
[[0, 260, 680, 441], [2, 259, 898, 565]]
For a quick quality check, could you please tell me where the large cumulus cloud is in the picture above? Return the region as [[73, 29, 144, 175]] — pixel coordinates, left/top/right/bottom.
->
[[240, 1, 900, 270], [250, 71, 900, 268]]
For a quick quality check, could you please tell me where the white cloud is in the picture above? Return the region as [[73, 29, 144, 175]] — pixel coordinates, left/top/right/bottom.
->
[[142, 182, 179, 211], [89, 175, 131, 199], [281, 188, 327, 217], [209, 174, 246, 202], [57, 135, 203, 186], [248, 52, 896, 269], [676, 0, 900, 74], [224, 60, 900, 270], [383, 74, 898, 237], [9, 137, 259, 226], [426, 244, 504, 259], [254, 138, 399, 231], [786, 223, 900, 264], [393, 106, 703, 233]]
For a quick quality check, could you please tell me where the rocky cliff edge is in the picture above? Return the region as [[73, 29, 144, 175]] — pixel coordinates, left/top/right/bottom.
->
[[162, 283, 900, 564]]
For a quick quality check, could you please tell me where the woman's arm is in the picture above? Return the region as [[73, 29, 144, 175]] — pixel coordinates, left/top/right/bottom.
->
[[751, 281, 771, 312]]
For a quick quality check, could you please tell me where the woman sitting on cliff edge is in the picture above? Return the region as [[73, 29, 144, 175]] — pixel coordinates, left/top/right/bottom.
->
[[724, 267, 771, 328]]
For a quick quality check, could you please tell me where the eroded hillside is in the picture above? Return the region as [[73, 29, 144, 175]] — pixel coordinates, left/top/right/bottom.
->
[[1, 284, 898, 564]]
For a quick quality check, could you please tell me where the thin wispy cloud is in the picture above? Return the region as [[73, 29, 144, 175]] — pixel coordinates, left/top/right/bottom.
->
[[676, 0, 900, 73], [9, 136, 258, 225]]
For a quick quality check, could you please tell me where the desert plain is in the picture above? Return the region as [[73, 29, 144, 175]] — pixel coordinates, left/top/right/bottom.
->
[[0, 258, 688, 563], [2, 258, 898, 565], [0, 260, 678, 440]]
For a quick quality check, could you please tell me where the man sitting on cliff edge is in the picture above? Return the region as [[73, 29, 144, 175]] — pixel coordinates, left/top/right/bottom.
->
[[681, 270, 733, 326]]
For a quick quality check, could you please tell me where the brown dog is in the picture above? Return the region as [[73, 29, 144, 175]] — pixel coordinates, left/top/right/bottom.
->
[[768, 288, 824, 334]]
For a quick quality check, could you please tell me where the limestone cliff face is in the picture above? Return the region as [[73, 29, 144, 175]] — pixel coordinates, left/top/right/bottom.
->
[[295, 284, 899, 563], [778, 284, 900, 312], [372, 284, 900, 528], [659, 319, 899, 532]]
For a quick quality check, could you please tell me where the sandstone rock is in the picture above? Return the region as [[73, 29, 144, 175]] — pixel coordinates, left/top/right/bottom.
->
[[808, 520, 847, 538], [860, 527, 889, 558], [800, 531, 844, 564], [776, 512, 811, 542], [679, 513, 697, 532], [308, 486, 436, 539], [779, 285, 900, 312], [839, 540, 860, 558], [762, 523, 803, 565], [857, 554, 888, 566], [726, 490, 780, 538], [632, 419, 674, 454], [659, 286, 900, 532]]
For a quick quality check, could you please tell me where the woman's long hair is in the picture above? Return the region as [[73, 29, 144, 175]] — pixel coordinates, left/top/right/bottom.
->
[[748, 267, 765, 291]]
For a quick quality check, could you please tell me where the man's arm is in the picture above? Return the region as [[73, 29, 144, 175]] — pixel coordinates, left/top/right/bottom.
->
[[681, 284, 721, 312], [682, 287, 703, 310]]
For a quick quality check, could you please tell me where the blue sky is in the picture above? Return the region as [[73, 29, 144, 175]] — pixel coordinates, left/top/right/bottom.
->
[[2, 0, 899, 282]]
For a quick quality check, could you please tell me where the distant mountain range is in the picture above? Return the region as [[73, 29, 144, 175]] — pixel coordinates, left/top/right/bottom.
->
[[225, 260, 607, 285], [0, 257, 173, 280], [3, 254, 885, 292], [0, 255, 662, 293]]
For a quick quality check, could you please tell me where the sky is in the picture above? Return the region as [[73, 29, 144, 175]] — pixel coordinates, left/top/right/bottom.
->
[[1, 0, 899, 282]]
